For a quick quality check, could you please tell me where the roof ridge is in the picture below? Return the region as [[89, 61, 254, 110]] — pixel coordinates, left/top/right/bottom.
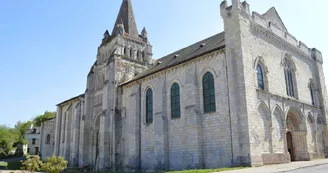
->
[[121, 31, 225, 86]]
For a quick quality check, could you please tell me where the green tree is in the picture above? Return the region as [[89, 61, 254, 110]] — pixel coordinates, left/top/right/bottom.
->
[[42, 155, 68, 173], [14, 121, 33, 145], [0, 125, 20, 157], [21, 155, 43, 173], [34, 111, 56, 127]]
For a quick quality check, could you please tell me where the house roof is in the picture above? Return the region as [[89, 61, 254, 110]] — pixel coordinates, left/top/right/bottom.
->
[[121, 31, 225, 86]]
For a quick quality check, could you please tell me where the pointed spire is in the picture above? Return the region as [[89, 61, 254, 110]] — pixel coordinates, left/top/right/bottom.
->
[[103, 30, 110, 39], [112, 0, 139, 37], [141, 27, 148, 38]]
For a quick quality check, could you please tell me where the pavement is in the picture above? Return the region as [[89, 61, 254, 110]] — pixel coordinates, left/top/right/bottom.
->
[[217, 159, 328, 173], [288, 164, 328, 173]]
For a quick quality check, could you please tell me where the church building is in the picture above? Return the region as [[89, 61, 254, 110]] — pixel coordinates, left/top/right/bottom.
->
[[51, 0, 328, 171]]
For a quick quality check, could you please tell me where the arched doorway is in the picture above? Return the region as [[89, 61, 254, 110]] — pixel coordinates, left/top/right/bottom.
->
[[285, 108, 308, 161], [286, 132, 295, 161]]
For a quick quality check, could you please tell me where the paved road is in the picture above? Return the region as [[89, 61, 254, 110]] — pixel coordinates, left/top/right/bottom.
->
[[288, 164, 328, 173]]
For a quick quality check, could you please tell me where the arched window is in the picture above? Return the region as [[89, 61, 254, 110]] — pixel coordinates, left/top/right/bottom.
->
[[146, 88, 153, 124], [124, 47, 127, 55], [46, 134, 51, 145], [171, 83, 181, 118], [309, 81, 315, 106], [130, 48, 133, 58], [257, 64, 264, 90], [203, 72, 216, 113], [283, 57, 296, 98]]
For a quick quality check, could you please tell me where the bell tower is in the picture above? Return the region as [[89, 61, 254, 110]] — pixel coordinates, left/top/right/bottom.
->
[[110, 0, 153, 68]]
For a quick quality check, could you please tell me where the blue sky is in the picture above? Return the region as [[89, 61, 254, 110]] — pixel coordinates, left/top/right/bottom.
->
[[0, 0, 327, 127]]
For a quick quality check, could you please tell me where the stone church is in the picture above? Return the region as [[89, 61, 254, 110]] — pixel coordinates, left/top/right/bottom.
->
[[51, 0, 328, 171]]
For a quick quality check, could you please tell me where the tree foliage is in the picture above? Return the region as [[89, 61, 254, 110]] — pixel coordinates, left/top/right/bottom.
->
[[0, 125, 20, 156], [21, 155, 43, 173], [14, 121, 33, 145], [42, 155, 68, 173], [34, 111, 56, 127]]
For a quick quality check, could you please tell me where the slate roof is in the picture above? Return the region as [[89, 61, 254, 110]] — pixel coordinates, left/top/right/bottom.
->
[[112, 0, 139, 37], [121, 31, 225, 86]]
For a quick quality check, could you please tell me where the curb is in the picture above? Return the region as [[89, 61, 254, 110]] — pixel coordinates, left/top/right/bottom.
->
[[280, 162, 328, 172]]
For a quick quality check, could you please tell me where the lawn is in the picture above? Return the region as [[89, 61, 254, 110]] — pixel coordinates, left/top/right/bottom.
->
[[64, 167, 246, 173], [0, 161, 8, 167]]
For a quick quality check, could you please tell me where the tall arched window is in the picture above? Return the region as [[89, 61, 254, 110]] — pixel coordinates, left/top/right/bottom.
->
[[257, 64, 264, 90], [283, 57, 296, 98], [203, 72, 216, 113], [130, 48, 133, 58], [309, 81, 315, 106], [171, 83, 181, 118], [46, 134, 51, 144], [146, 88, 153, 124], [124, 47, 127, 55]]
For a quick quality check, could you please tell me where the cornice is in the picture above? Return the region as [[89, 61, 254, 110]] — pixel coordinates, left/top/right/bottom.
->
[[122, 49, 225, 89], [250, 22, 312, 60]]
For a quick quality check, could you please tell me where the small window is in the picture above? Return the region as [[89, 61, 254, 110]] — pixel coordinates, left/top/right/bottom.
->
[[146, 88, 153, 124], [46, 134, 51, 145], [203, 72, 216, 113], [32, 129, 37, 134], [171, 83, 181, 118], [32, 138, 36, 145], [257, 64, 264, 90]]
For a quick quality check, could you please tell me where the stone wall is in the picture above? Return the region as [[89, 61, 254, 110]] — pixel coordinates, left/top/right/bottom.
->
[[122, 51, 233, 171], [220, 0, 327, 166], [54, 97, 83, 167], [40, 118, 56, 161]]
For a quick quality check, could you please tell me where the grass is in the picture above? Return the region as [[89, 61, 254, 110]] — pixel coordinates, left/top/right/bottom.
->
[[64, 166, 247, 173], [0, 161, 8, 167]]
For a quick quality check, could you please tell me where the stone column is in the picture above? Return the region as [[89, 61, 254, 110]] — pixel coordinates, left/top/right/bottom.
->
[[283, 129, 288, 153], [312, 49, 328, 156]]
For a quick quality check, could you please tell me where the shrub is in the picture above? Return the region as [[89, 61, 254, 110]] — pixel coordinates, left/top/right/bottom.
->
[[21, 155, 43, 173], [42, 155, 68, 173]]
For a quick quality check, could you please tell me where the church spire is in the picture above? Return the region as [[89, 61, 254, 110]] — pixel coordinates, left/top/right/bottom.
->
[[112, 0, 139, 37]]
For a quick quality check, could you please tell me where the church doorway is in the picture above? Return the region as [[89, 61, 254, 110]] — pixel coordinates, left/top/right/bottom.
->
[[286, 132, 295, 161], [285, 108, 308, 161]]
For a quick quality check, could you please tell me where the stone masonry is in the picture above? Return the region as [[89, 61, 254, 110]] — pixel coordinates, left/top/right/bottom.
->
[[49, 0, 328, 172]]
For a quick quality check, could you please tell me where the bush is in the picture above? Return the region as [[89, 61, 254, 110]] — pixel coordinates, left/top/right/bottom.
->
[[0, 161, 8, 169], [21, 155, 43, 173], [42, 155, 68, 173]]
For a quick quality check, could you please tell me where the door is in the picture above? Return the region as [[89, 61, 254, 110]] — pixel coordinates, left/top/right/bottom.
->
[[35, 147, 39, 155], [286, 132, 295, 161]]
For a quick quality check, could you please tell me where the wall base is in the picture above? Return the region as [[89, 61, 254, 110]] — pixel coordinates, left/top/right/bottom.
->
[[262, 153, 291, 165]]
